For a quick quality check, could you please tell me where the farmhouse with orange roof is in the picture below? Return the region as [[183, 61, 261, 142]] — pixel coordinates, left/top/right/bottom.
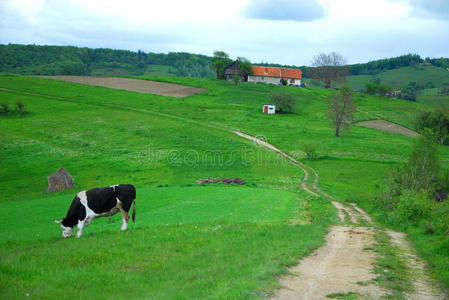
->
[[223, 61, 303, 85], [248, 66, 302, 85]]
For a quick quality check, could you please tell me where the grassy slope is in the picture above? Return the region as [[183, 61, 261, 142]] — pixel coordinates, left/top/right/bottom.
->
[[0, 75, 335, 299], [345, 66, 449, 91], [0, 186, 335, 299], [1, 75, 448, 296]]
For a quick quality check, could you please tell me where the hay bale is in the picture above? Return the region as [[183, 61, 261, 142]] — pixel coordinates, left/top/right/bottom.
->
[[47, 167, 74, 193]]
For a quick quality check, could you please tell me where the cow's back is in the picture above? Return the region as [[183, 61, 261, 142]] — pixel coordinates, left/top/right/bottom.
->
[[85, 187, 117, 214]]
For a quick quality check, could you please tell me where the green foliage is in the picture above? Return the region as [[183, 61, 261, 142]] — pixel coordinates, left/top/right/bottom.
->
[[236, 57, 254, 82], [270, 91, 295, 113], [350, 54, 423, 75], [365, 81, 380, 94], [0, 44, 215, 78], [15, 101, 25, 115], [301, 141, 320, 160], [211, 50, 231, 79], [0, 102, 9, 114], [414, 110, 449, 145], [387, 190, 429, 224], [400, 85, 418, 101], [233, 75, 240, 85]]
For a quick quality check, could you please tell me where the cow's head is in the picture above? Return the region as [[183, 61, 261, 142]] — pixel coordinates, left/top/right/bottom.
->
[[54, 219, 74, 238]]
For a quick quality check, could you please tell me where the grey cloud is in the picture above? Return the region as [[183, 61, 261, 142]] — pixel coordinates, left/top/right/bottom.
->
[[408, 0, 449, 19], [244, 0, 324, 22]]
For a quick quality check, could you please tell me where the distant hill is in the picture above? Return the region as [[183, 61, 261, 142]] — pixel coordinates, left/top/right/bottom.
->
[[0, 44, 215, 78], [345, 66, 449, 91]]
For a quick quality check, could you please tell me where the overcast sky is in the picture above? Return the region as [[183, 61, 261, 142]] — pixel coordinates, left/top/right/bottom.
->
[[1, 0, 448, 66]]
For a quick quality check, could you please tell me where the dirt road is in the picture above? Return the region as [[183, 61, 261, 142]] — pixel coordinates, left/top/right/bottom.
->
[[233, 130, 447, 299]]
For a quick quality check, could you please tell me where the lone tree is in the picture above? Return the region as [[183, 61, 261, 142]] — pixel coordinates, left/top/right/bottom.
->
[[328, 86, 356, 137], [311, 52, 349, 88], [211, 51, 231, 79], [271, 92, 295, 113]]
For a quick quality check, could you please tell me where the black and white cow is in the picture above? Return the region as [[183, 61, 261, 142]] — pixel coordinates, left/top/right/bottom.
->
[[55, 184, 136, 238]]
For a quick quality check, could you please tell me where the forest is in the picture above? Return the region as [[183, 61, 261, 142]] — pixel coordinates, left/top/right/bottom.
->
[[0, 44, 215, 77]]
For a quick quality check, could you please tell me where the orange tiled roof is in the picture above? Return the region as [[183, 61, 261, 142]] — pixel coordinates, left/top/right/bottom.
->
[[252, 66, 302, 79]]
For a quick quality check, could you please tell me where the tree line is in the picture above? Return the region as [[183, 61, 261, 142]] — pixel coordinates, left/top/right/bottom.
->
[[0, 44, 215, 77], [2, 44, 448, 79]]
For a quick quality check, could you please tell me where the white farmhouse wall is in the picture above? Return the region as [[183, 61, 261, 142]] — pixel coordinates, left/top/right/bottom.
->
[[248, 76, 301, 85], [248, 75, 281, 84]]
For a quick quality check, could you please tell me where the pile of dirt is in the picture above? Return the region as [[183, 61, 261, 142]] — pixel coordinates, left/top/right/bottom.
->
[[195, 178, 246, 185], [47, 167, 74, 193]]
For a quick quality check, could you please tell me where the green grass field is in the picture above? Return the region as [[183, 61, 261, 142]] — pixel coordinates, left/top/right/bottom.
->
[[1, 75, 448, 298], [345, 66, 449, 91]]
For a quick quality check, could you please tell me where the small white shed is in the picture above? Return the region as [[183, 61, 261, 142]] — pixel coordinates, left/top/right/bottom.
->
[[263, 105, 275, 114]]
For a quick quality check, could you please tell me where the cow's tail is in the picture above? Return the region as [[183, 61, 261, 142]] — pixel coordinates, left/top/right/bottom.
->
[[131, 198, 136, 223]]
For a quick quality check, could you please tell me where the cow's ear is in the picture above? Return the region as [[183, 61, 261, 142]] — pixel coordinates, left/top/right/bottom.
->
[[54, 219, 62, 224]]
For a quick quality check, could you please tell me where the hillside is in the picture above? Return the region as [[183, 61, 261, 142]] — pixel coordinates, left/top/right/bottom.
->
[[1, 75, 448, 298], [0, 44, 214, 78], [345, 66, 449, 91]]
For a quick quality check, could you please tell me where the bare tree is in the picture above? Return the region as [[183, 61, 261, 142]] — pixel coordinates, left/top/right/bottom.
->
[[328, 86, 356, 137], [311, 52, 349, 88]]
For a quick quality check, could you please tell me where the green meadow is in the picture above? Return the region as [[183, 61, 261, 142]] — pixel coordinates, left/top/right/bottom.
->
[[1, 75, 448, 298]]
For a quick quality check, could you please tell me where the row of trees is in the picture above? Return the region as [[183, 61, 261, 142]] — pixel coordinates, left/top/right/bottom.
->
[[0, 44, 215, 77], [350, 54, 423, 75]]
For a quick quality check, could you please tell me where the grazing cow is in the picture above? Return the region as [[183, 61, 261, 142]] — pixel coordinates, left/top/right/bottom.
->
[[55, 184, 136, 238]]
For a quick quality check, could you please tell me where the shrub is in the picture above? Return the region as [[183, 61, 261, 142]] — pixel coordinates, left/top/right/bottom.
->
[[15, 101, 25, 115], [387, 190, 428, 224], [365, 81, 379, 95], [425, 200, 449, 235], [233, 75, 240, 86], [271, 92, 295, 113], [413, 110, 449, 145], [302, 142, 320, 160], [0, 102, 9, 114]]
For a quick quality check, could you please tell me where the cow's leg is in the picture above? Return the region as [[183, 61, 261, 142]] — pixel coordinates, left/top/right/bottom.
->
[[120, 210, 129, 231], [76, 220, 85, 238], [116, 201, 130, 231], [76, 217, 92, 238]]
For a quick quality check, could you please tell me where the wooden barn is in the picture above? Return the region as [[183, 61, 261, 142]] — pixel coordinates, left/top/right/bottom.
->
[[223, 61, 245, 81]]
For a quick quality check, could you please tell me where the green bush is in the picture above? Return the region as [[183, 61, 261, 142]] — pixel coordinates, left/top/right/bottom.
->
[[302, 141, 320, 160], [426, 200, 449, 235], [388, 190, 428, 224], [271, 92, 295, 113]]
